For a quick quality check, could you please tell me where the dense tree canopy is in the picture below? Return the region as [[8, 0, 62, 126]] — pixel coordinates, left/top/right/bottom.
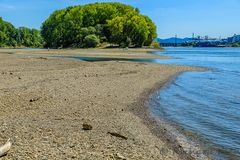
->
[[41, 2, 157, 48], [0, 17, 43, 48]]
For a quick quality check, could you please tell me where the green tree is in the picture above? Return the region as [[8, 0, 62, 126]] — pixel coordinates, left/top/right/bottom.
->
[[41, 2, 157, 48], [107, 14, 153, 47], [0, 17, 43, 47]]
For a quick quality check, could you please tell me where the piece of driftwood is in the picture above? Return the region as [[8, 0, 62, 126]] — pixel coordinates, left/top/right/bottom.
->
[[107, 132, 128, 140], [0, 139, 11, 157]]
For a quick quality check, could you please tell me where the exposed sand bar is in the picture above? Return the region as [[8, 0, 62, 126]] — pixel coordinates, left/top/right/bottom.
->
[[0, 50, 202, 159], [0, 48, 169, 59]]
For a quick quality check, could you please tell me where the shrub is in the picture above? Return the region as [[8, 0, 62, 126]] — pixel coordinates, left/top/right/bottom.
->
[[151, 42, 160, 48], [83, 34, 100, 48]]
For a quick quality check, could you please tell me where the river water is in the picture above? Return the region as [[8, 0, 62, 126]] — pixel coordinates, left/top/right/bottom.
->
[[149, 48, 240, 160]]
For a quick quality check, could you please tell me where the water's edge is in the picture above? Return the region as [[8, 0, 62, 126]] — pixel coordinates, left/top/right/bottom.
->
[[129, 70, 209, 160], [146, 71, 216, 159]]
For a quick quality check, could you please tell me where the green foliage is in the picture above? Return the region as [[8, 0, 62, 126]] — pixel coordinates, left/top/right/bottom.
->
[[0, 17, 43, 48], [230, 43, 240, 47], [83, 34, 100, 48], [41, 2, 157, 48], [151, 42, 161, 48]]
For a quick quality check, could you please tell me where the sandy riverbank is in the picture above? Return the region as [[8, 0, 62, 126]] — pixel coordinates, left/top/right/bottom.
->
[[0, 50, 201, 159], [0, 48, 169, 59]]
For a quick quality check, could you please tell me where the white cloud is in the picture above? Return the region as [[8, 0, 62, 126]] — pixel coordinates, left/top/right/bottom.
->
[[0, 4, 15, 11]]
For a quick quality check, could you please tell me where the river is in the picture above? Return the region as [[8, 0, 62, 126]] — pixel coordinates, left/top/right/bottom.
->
[[150, 47, 240, 160]]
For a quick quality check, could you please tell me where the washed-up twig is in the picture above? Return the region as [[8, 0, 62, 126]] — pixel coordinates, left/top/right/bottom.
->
[[107, 132, 128, 140]]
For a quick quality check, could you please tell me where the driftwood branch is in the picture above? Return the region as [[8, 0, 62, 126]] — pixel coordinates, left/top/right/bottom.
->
[[0, 139, 11, 157]]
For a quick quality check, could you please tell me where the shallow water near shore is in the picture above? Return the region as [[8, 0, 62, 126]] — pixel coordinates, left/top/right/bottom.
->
[[150, 48, 240, 160], [51, 55, 160, 63]]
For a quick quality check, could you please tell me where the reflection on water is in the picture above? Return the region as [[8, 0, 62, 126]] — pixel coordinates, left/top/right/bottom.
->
[[51, 55, 160, 63], [150, 48, 240, 159], [0, 52, 15, 55]]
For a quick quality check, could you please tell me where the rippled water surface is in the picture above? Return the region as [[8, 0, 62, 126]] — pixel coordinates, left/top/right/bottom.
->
[[150, 48, 240, 159]]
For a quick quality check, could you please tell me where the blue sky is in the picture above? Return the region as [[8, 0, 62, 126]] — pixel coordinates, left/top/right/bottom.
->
[[0, 0, 239, 38]]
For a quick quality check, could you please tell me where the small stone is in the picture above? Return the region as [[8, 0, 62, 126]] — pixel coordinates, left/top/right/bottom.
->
[[69, 144, 75, 148], [29, 97, 41, 102], [82, 123, 92, 130], [71, 155, 77, 159]]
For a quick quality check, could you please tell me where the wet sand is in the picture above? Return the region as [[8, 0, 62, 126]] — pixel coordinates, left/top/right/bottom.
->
[[0, 48, 169, 59], [0, 49, 201, 159]]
